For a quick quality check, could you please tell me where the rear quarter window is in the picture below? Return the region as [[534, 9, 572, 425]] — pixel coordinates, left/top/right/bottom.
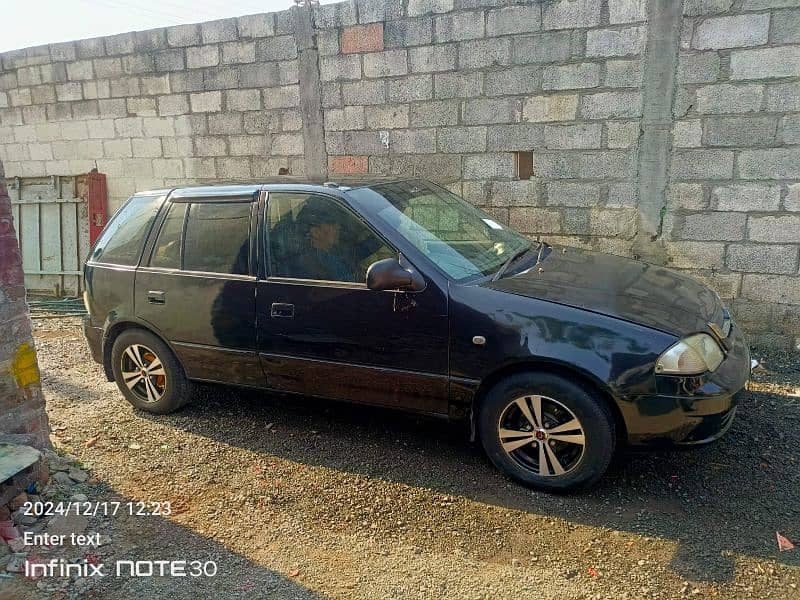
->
[[89, 194, 164, 266]]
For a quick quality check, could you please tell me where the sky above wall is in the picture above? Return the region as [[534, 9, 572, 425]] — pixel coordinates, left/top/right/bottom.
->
[[1, 0, 337, 52]]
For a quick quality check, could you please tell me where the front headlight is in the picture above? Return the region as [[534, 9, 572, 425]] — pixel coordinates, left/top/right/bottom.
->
[[655, 333, 724, 375]]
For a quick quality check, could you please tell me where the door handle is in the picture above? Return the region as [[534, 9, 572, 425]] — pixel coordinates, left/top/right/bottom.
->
[[147, 290, 166, 305], [270, 302, 294, 318]]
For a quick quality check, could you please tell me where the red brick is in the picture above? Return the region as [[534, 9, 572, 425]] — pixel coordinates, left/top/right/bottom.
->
[[340, 23, 383, 54], [329, 156, 369, 174]]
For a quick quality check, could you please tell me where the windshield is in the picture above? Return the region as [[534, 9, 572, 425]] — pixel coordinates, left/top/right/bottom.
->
[[348, 180, 532, 282]]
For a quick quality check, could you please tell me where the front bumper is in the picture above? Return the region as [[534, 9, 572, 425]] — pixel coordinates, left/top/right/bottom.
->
[[622, 322, 750, 446]]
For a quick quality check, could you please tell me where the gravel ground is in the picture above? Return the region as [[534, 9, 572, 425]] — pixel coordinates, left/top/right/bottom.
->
[[11, 317, 800, 599]]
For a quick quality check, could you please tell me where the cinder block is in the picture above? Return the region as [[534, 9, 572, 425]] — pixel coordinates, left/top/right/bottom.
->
[[742, 274, 800, 305], [195, 136, 227, 156], [772, 9, 800, 44], [510, 207, 561, 234], [434, 72, 483, 98], [712, 184, 781, 211], [465, 98, 521, 125], [342, 80, 386, 105], [486, 123, 544, 151], [240, 64, 279, 89], [40, 63, 67, 84], [546, 182, 600, 207], [696, 83, 763, 114], [437, 126, 487, 152], [103, 138, 133, 158], [190, 91, 222, 113], [484, 69, 542, 101], [727, 244, 799, 274], [607, 182, 637, 207], [142, 117, 176, 137], [677, 52, 720, 84], [157, 94, 189, 116], [609, 0, 647, 24], [270, 133, 303, 155], [363, 50, 408, 78], [357, 0, 403, 23], [410, 100, 459, 126], [201, 19, 238, 44], [167, 24, 201, 47], [365, 104, 409, 129], [704, 116, 776, 147], [256, 36, 297, 61], [341, 24, 384, 54], [317, 29, 340, 56], [187, 46, 219, 69], [390, 129, 436, 153], [387, 75, 432, 102], [221, 41, 256, 65], [486, 6, 542, 36], [154, 50, 184, 72], [208, 113, 242, 134], [672, 120, 702, 147], [385, 18, 433, 48], [134, 29, 166, 53], [458, 39, 511, 69], [765, 82, 800, 112], [75, 37, 105, 59], [434, 12, 485, 42], [738, 149, 800, 179], [786, 183, 800, 211], [229, 135, 266, 156], [320, 55, 361, 82], [693, 14, 770, 50], [542, 63, 600, 90], [132, 138, 162, 158], [523, 95, 577, 122], [542, 0, 601, 30], [544, 123, 601, 149], [731, 47, 800, 80], [665, 241, 726, 270], [170, 70, 205, 93], [263, 85, 300, 109], [749, 214, 800, 243], [407, 0, 454, 17], [127, 97, 156, 117], [56, 82, 83, 101], [683, 0, 734, 16], [226, 89, 261, 112], [409, 44, 456, 72], [216, 157, 253, 178], [238, 13, 275, 38], [671, 212, 746, 241], [17, 66, 41, 87], [463, 153, 515, 179], [82, 80, 110, 100], [580, 91, 641, 119], [314, 2, 356, 27], [586, 26, 646, 57], [785, 115, 800, 144], [606, 120, 640, 148], [326, 130, 387, 155], [325, 106, 365, 131], [671, 150, 734, 179]]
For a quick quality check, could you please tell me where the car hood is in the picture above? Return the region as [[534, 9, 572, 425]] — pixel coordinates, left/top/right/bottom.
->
[[484, 246, 723, 336]]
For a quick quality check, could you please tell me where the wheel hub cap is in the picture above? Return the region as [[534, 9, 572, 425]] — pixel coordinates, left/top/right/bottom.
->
[[497, 394, 586, 477], [120, 344, 167, 404]]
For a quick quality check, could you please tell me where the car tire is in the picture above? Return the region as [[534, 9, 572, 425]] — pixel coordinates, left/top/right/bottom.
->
[[111, 329, 192, 414], [478, 372, 615, 492]]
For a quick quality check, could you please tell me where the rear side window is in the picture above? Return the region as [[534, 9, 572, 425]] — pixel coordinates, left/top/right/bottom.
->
[[89, 195, 163, 266], [149, 203, 186, 269], [183, 202, 251, 275]]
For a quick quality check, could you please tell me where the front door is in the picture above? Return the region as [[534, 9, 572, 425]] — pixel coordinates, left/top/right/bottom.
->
[[256, 191, 450, 414], [135, 196, 262, 386]]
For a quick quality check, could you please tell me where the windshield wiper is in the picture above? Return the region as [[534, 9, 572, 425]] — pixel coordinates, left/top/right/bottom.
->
[[492, 244, 532, 282]]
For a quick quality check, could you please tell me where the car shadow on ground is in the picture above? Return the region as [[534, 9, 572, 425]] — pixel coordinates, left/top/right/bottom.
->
[[129, 381, 800, 585]]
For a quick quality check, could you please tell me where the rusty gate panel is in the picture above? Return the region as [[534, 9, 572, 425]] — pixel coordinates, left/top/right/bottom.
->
[[6, 174, 101, 297]]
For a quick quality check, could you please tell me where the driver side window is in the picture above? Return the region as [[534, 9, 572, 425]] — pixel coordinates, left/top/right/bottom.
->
[[267, 193, 395, 283]]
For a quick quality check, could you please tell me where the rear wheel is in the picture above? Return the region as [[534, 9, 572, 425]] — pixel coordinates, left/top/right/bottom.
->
[[111, 329, 192, 414], [478, 372, 615, 491]]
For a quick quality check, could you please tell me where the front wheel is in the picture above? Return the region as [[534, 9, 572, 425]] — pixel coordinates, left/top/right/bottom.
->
[[478, 372, 615, 491], [111, 329, 192, 414]]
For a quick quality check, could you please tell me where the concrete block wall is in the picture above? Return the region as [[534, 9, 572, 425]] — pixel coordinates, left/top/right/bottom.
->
[[0, 0, 798, 349], [666, 0, 800, 349]]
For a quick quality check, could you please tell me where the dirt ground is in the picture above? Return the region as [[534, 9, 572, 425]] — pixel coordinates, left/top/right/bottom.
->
[[8, 317, 800, 599]]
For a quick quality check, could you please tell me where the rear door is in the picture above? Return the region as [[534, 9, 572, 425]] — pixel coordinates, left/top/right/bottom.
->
[[135, 189, 263, 387]]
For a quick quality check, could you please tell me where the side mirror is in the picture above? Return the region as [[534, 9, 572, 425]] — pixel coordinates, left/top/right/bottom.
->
[[366, 258, 425, 292]]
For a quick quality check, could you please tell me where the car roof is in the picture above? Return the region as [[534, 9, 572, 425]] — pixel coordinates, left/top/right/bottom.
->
[[134, 176, 410, 200]]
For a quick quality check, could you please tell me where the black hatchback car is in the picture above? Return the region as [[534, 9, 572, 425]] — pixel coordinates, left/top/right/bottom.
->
[[83, 178, 750, 490]]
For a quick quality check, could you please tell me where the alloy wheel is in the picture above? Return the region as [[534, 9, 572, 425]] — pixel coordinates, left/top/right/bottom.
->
[[497, 394, 586, 477], [120, 344, 167, 404]]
